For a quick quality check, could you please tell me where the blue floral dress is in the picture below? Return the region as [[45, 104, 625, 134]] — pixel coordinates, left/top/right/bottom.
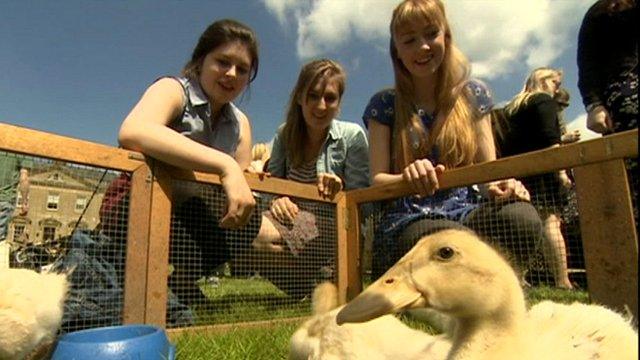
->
[[362, 80, 493, 272]]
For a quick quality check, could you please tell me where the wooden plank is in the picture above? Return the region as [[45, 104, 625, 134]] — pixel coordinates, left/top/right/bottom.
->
[[165, 167, 336, 203], [574, 160, 638, 320], [349, 129, 638, 203], [144, 161, 173, 327], [345, 196, 362, 301], [0, 122, 143, 171], [335, 196, 349, 304], [122, 164, 152, 324]]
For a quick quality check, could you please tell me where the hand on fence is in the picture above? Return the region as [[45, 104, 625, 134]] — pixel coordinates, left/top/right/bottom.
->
[[402, 159, 445, 197], [270, 196, 299, 224], [558, 171, 573, 189], [586, 105, 613, 134], [219, 166, 256, 229], [561, 129, 581, 144], [486, 179, 530, 202], [317, 173, 343, 199], [245, 160, 271, 179]]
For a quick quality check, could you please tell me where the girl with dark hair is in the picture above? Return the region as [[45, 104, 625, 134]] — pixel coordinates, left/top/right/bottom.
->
[[119, 19, 259, 228], [114, 19, 292, 303]]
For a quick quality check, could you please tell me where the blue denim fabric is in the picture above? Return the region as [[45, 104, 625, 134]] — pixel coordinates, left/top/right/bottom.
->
[[51, 230, 194, 331], [0, 201, 14, 241], [268, 119, 370, 190], [158, 76, 241, 156]]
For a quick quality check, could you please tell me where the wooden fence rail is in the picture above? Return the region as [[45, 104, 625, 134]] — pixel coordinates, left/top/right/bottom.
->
[[1, 122, 637, 326]]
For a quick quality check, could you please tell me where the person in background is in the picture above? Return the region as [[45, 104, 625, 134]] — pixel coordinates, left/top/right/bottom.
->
[[497, 67, 574, 289], [578, 0, 637, 135], [364, 0, 544, 280], [577, 0, 637, 230], [248, 142, 270, 173], [554, 88, 581, 144]]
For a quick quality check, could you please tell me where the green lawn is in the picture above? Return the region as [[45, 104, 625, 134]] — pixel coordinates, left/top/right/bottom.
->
[[173, 277, 590, 359]]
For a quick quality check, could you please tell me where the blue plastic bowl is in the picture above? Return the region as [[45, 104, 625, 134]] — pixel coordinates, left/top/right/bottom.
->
[[51, 324, 176, 360]]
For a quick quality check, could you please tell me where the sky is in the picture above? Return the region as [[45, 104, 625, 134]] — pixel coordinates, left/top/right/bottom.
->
[[1, 0, 601, 149]]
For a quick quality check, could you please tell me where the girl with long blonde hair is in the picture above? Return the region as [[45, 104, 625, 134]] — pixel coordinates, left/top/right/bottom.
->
[[365, 0, 544, 278]]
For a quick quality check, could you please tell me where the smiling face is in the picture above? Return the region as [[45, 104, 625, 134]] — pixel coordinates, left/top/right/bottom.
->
[[199, 40, 252, 113], [299, 75, 342, 136], [393, 19, 446, 80]]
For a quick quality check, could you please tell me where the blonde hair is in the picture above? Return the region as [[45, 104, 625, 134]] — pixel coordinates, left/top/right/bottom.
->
[[390, 0, 478, 171], [554, 87, 570, 134], [505, 67, 563, 117], [554, 87, 570, 109], [281, 59, 346, 168], [251, 142, 270, 162]]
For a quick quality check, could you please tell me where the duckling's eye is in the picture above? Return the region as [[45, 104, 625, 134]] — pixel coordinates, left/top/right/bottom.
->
[[437, 247, 455, 260]]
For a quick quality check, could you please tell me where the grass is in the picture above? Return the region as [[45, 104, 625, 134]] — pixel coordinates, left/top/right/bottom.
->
[[189, 277, 310, 326], [174, 323, 299, 360], [173, 277, 590, 359]]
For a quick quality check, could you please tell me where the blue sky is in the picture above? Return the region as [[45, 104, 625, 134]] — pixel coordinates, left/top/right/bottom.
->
[[1, 0, 598, 147]]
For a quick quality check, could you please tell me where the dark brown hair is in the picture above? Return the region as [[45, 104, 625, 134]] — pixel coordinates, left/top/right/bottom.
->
[[182, 19, 259, 83]]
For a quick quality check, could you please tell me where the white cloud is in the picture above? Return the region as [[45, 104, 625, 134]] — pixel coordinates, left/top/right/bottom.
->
[[261, 0, 591, 79], [566, 113, 601, 142], [262, 0, 305, 25]]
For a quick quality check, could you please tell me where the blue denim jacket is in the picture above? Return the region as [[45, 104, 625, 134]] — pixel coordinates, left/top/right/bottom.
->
[[268, 120, 370, 190]]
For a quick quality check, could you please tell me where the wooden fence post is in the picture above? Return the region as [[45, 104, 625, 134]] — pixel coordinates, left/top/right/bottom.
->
[[144, 161, 173, 327], [574, 159, 638, 320], [122, 163, 153, 324]]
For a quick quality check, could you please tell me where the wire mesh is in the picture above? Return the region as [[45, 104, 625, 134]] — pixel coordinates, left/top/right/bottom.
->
[[166, 179, 337, 329], [358, 171, 590, 291], [0, 149, 127, 333]]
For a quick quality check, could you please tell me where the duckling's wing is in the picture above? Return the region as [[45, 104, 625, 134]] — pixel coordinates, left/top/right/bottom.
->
[[0, 307, 39, 359], [528, 301, 638, 360]]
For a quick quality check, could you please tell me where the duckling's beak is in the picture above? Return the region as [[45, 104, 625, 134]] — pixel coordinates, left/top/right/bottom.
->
[[336, 262, 425, 325]]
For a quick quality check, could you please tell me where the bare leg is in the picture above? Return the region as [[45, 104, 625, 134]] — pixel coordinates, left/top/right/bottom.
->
[[541, 212, 573, 289], [253, 215, 285, 252]]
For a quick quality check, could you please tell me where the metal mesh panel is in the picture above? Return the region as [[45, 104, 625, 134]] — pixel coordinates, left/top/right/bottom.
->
[[0, 150, 127, 333], [359, 173, 589, 292], [166, 179, 337, 329]]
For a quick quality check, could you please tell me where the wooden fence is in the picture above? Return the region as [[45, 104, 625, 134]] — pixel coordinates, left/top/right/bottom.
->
[[1, 122, 637, 328]]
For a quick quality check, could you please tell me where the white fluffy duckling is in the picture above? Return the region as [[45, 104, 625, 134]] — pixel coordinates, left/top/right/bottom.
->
[[0, 267, 71, 360], [289, 282, 451, 360], [336, 229, 638, 360]]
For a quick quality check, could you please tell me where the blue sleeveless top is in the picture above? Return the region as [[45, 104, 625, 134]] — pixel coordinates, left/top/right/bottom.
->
[[166, 76, 242, 156]]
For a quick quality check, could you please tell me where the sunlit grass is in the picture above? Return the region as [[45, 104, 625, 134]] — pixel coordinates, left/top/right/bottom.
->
[[174, 279, 589, 359]]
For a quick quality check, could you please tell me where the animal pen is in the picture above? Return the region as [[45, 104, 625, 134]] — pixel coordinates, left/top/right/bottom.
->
[[0, 122, 637, 358]]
